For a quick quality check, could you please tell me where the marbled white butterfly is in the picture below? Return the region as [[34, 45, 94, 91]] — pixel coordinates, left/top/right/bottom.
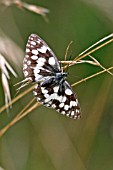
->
[[23, 34, 81, 119]]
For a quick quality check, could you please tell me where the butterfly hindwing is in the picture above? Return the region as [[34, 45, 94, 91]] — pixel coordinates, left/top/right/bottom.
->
[[33, 78, 81, 119]]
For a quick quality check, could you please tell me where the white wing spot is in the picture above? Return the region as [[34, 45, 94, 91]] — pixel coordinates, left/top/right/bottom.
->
[[37, 97, 41, 101], [35, 84, 38, 89], [64, 105, 69, 111], [23, 64, 27, 69], [26, 55, 29, 58], [66, 113, 70, 117], [45, 103, 51, 107], [38, 57, 46, 63], [35, 74, 43, 81], [37, 61, 44, 67], [51, 104, 56, 108], [37, 40, 41, 43], [41, 87, 48, 94], [44, 93, 50, 99], [61, 111, 65, 115], [44, 93, 62, 103], [53, 86, 59, 93], [76, 109, 80, 113], [45, 98, 51, 103], [50, 93, 58, 100], [62, 96, 66, 102], [26, 48, 30, 53], [57, 95, 63, 102], [34, 69, 40, 74], [59, 103, 64, 108], [65, 88, 72, 95], [38, 46, 47, 53], [48, 57, 55, 65], [71, 111, 75, 116], [31, 55, 38, 60], [74, 115, 77, 119], [70, 101, 77, 107], [33, 91, 37, 96], [48, 101, 52, 105], [31, 41, 36, 45], [27, 60, 31, 65], [32, 49, 38, 55], [24, 58, 27, 62], [24, 71, 28, 76]]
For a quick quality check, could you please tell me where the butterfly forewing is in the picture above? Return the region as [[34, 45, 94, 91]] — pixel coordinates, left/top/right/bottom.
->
[[23, 34, 61, 82], [23, 33, 81, 119]]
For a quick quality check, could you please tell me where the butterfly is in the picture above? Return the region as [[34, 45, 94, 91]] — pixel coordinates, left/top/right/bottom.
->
[[23, 34, 81, 119]]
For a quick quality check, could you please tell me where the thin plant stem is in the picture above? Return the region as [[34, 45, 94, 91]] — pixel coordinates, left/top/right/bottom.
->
[[63, 34, 113, 69], [0, 99, 40, 137], [71, 66, 113, 87], [78, 33, 113, 57], [88, 55, 113, 75], [0, 85, 35, 113], [74, 38, 113, 62], [16, 98, 36, 118]]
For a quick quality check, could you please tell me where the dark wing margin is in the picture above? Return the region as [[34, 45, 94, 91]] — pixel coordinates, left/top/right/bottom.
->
[[23, 34, 61, 82]]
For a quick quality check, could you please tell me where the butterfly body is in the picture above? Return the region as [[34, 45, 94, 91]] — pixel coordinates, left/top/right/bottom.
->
[[23, 34, 81, 119]]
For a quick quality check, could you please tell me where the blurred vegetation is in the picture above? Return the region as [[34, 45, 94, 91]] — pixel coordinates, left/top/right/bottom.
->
[[0, 0, 113, 170]]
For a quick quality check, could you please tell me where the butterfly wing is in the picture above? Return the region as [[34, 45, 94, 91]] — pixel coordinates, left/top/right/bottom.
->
[[23, 34, 81, 119], [33, 78, 81, 119], [23, 34, 61, 82]]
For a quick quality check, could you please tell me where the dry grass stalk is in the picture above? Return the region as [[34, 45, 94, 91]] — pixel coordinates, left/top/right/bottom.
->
[[2, 0, 49, 19], [0, 54, 17, 110], [0, 99, 39, 137], [71, 66, 113, 86], [0, 166, 5, 170], [63, 33, 113, 69], [0, 35, 24, 74], [0, 34, 24, 110], [0, 84, 35, 113]]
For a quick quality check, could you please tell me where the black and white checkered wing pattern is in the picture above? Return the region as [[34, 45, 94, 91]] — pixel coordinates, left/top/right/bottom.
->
[[23, 34, 81, 119], [23, 34, 61, 82], [33, 79, 81, 119]]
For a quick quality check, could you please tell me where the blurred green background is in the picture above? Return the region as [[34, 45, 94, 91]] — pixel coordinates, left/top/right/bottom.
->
[[0, 0, 113, 170]]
